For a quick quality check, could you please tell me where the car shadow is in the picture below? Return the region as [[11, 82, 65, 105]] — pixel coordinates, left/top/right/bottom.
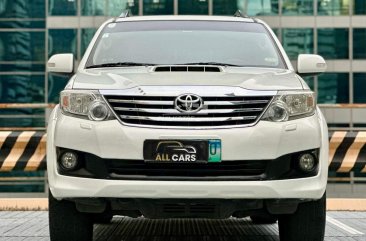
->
[[94, 217, 280, 241]]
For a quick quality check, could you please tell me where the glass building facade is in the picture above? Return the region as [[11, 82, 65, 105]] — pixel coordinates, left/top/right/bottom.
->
[[0, 0, 365, 128]]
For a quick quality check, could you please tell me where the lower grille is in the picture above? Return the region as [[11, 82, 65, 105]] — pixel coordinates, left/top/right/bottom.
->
[[104, 95, 273, 127], [106, 160, 268, 180]]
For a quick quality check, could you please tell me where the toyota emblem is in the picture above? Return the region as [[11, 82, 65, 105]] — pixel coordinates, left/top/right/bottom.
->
[[174, 94, 203, 113]]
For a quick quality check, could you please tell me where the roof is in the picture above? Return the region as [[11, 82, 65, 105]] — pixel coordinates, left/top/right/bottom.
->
[[115, 15, 256, 23]]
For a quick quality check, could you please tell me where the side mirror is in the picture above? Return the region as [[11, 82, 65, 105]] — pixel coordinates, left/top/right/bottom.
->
[[297, 54, 327, 76], [47, 54, 74, 73]]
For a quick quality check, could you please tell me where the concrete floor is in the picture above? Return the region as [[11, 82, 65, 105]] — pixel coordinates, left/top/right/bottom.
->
[[0, 211, 364, 241]]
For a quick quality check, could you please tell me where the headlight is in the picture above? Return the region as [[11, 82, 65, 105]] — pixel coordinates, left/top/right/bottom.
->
[[60, 90, 114, 121], [262, 91, 315, 122], [88, 101, 109, 121]]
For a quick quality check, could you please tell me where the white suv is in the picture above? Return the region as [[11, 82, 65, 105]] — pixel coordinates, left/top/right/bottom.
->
[[47, 14, 328, 241]]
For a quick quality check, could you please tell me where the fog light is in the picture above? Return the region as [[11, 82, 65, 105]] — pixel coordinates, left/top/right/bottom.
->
[[298, 153, 315, 172], [60, 152, 78, 170]]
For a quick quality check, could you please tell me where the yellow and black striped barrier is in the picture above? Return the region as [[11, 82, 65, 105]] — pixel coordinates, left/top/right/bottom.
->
[[329, 131, 366, 173], [0, 131, 365, 173], [0, 131, 46, 171]]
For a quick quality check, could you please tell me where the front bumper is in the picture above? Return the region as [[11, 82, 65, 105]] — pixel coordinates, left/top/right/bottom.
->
[[47, 106, 328, 200]]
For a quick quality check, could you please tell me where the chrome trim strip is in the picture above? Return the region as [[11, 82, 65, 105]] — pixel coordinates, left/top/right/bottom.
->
[[119, 115, 257, 122], [113, 107, 263, 114], [204, 100, 270, 105], [108, 99, 173, 105], [108, 99, 270, 106]]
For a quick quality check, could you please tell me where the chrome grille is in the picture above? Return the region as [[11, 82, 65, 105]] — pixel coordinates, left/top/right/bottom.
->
[[104, 95, 273, 127]]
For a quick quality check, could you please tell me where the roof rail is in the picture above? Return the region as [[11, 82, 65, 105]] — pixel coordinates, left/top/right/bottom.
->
[[119, 9, 132, 18], [234, 10, 249, 18]]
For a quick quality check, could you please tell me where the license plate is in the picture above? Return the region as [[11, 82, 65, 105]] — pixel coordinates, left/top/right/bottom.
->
[[143, 139, 221, 163]]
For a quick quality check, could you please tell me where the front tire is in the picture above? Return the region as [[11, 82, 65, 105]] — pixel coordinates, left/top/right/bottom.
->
[[49, 192, 93, 241], [278, 193, 326, 241], [93, 212, 113, 224]]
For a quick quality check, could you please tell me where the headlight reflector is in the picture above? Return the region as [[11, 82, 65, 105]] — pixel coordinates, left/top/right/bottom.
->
[[88, 101, 109, 121], [283, 93, 315, 116], [61, 92, 94, 116], [265, 100, 289, 122], [60, 90, 114, 121], [262, 91, 315, 122]]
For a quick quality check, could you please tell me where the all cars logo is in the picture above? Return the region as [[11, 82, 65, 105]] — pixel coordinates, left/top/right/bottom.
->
[[155, 141, 197, 162]]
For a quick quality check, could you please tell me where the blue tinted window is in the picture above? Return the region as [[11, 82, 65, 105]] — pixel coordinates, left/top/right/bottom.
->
[[318, 73, 349, 103], [282, 0, 314, 15], [245, 0, 279, 16], [81, 28, 97, 56], [30, 0, 46, 18], [318, 0, 350, 15], [81, 0, 139, 16], [0, 0, 45, 18], [48, 0, 77, 16], [303, 76, 314, 91], [317, 28, 349, 59], [282, 28, 314, 60], [0, 74, 45, 103], [0, 20, 45, 28], [143, 0, 174, 15], [82, 0, 105, 16], [0, 116, 45, 128], [179, 0, 208, 15], [48, 29, 77, 57], [353, 29, 366, 59], [0, 31, 45, 62], [0, 64, 45, 73], [213, 0, 278, 16], [108, 0, 139, 16], [213, 0, 237, 15], [354, 1, 366, 15], [354, 74, 366, 103], [0, 171, 45, 192], [48, 73, 69, 103]]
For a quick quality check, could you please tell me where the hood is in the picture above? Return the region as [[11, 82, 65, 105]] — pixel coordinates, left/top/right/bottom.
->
[[71, 67, 304, 91]]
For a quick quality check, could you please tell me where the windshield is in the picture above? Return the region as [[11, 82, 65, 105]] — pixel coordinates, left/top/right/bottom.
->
[[86, 20, 286, 69]]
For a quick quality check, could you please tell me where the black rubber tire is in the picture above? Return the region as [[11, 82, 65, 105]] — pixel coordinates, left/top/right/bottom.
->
[[49, 192, 93, 241], [250, 215, 277, 224], [93, 212, 113, 224], [278, 193, 326, 241]]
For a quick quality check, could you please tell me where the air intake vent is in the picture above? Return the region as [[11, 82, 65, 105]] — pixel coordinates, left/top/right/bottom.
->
[[154, 66, 221, 72]]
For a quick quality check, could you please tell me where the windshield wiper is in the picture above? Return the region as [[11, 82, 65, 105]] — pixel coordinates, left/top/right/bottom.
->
[[86, 62, 155, 69], [180, 62, 243, 67]]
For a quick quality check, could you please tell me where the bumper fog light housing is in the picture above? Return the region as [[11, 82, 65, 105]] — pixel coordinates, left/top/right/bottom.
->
[[298, 153, 315, 172], [60, 152, 78, 170]]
